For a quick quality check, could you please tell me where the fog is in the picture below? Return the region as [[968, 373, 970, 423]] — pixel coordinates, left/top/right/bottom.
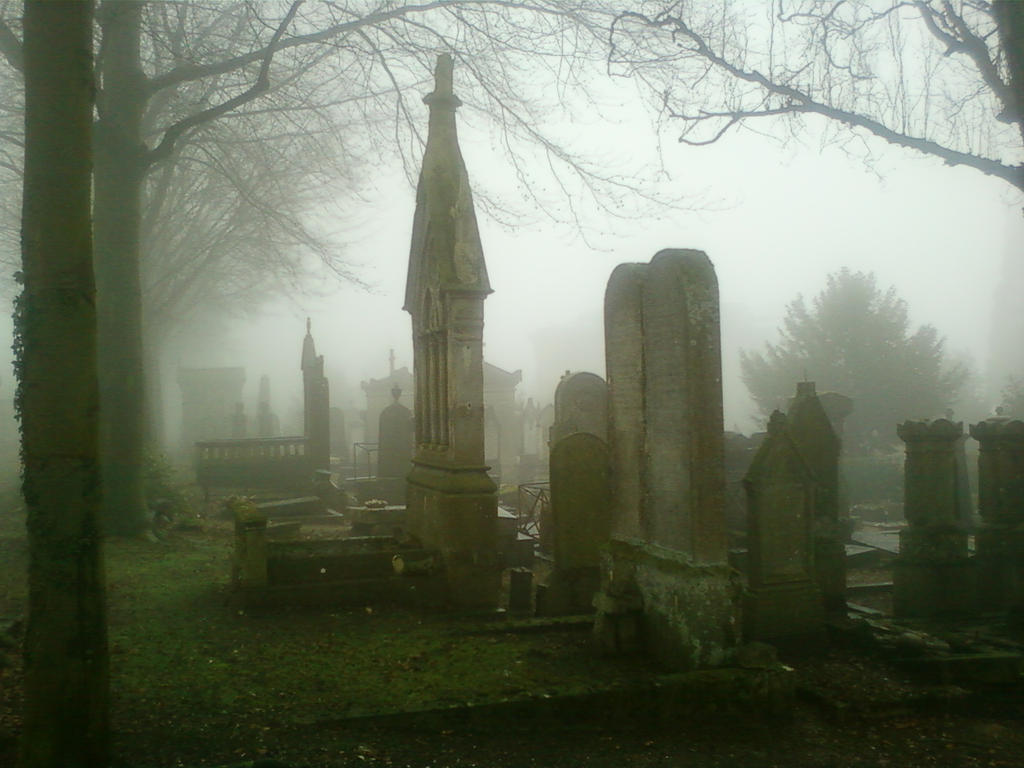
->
[[146, 113, 1022, 449], [2, 80, 1022, 458]]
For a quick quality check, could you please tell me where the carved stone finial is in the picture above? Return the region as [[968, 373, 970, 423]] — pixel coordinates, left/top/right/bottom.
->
[[423, 52, 462, 110], [306, 317, 311, 334]]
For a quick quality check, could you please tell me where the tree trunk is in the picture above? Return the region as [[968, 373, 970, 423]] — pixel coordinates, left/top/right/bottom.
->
[[17, 1, 110, 765], [94, 0, 149, 535]]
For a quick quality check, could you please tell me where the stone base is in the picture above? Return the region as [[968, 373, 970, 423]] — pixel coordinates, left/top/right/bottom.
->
[[406, 462, 500, 610], [593, 537, 742, 670], [535, 566, 600, 616], [893, 526, 972, 617], [974, 526, 1024, 614], [743, 581, 825, 643]]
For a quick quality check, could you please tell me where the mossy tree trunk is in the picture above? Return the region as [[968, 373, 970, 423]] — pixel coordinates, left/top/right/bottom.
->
[[17, 1, 110, 765], [93, 0, 149, 536]]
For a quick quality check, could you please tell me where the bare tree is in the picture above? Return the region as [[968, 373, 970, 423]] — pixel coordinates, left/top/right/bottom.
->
[[17, 0, 109, 764], [3, 1, 684, 535], [608, 0, 1024, 193]]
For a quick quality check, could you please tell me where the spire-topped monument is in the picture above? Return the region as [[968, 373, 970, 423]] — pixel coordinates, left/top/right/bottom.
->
[[404, 53, 490, 316], [403, 54, 498, 609]]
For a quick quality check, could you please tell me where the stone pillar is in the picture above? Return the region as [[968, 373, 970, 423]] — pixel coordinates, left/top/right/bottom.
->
[[403, 55, 498, 609], [743, 411, 823, 642], [593, 249, 740, 670], [787, 382, 846, 614], [970, 417, 1024, 615], [893, 419, 973, 616]]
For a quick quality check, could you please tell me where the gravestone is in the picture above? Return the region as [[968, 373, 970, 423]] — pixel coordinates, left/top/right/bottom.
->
[[893, 419, 973, 616], [970, 417, 1024, 615], [786, 382, 846, 614], [593, 249, 740, 670], [537, 431, 611, 615], [377, 386, 414, 503], [541, 372, 608, 551], [403, 54, 498, 609], [550, 371, 608, 444], [743, 411, 823, 642], [301, 319, 330, 471]]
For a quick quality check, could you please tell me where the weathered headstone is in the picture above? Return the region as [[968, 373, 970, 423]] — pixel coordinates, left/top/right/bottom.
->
[[743, 411, 823, 642], [593, 249, 740, 670], [541, 371, 608, 552], [970, 417, 1024, 615], [537, 432, 611, 615], [893, 419, 973, 616], [786, 382, 846, 614], [301, 319, 330, 471], [403, 54, 498, 609], [377, 386, 414, 503], [550, 371, 609, 444]]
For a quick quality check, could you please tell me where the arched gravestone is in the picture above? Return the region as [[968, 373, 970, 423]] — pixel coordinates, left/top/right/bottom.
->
[[541, 371, 609, 557], [551, 372, 608, 444], [378, 386, 414, 479], [537, 432, 611, 615]]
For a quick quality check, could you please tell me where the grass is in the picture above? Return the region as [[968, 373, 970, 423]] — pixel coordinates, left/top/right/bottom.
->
[[2, 502, 659, 767]]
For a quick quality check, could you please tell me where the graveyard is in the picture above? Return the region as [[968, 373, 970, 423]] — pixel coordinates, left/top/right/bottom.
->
[[5, 40, 1024, 768]]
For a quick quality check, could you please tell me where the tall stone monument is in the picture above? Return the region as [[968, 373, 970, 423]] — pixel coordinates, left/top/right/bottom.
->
[[301, 319, 330, 471], [894, 418, 973, 616], [593, 249, 741, 670], [403, 54, 498, 609]]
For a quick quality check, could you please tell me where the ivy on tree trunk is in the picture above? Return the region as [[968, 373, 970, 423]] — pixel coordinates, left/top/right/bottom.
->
[[17, 0, 110, 765]]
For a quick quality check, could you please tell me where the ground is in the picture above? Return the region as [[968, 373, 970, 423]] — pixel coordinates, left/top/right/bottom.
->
[[1, 482, 1023, 768]]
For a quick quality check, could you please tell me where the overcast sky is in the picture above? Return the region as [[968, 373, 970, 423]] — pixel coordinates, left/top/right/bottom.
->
[[1, 62, 1020, 444], [206, 100, 1022, 436]]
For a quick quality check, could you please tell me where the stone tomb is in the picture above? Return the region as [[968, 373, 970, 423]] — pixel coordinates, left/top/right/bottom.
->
[[593, 249, 741, 670], [743, 410, 823, 642]]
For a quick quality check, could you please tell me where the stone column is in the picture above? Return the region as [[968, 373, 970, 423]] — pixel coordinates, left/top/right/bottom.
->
[[970, 417, 1024, 615], [893, 419, 972, 616]]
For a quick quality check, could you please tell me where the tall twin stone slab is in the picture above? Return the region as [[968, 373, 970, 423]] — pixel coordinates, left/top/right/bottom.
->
[[893, 419, 973, 616], [743, 410, 823, 642], [971, 417, 1024, 616], [403, 54, 498, 609], [593, 250, 741, 669]]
